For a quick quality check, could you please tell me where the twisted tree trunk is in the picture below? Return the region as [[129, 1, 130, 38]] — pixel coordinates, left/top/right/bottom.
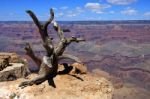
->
[[19, 8, 85, 88]]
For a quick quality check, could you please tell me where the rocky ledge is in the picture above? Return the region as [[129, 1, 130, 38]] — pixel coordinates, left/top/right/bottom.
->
[[0, 53, 114, 99], [0, 63, 28, 81], [0, 52, 29, 81], [0, 73, 113, 99]]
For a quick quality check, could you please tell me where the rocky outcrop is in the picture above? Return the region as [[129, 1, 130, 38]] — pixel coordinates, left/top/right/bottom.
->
[[0, 63, 28, 81], [0, 53, 22, 63], [0, 73, 113, 99], [71, 63, 87, 74], [0, 53, 113, 98], [0, 52, 29, 82]]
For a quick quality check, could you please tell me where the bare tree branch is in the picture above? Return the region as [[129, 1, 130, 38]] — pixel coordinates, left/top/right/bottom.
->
[[19, 8, 85, 88], [55, 37, 85, 56], [53, 21, 65, 40], [24, 43, 42, 67], [67, 37, 85, 43], [44, 9, 54, 33], [26, 9, 54, 56], [58, 54, 82, 63], [26, 10, 42, 31], [53, 21, 85, 56]]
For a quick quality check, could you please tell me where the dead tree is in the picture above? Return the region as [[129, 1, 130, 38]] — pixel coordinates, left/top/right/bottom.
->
[[19, 8, 85, 88]]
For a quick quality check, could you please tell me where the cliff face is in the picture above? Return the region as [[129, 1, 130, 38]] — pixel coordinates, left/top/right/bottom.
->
[[0, 73, 113, 99]]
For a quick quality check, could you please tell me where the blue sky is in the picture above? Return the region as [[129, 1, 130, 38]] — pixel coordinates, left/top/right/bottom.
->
[[0, 0, 150, 21]]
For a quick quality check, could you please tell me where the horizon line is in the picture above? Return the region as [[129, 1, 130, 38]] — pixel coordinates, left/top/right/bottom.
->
[[0, 20, 150, 22]]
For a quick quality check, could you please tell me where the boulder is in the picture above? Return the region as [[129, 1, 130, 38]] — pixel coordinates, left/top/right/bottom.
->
[[0, 52, 29, 82], [0, 63, 28, 81], [70, 63, 87, 74]]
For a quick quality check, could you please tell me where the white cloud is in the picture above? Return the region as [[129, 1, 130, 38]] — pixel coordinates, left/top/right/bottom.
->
[[65, 7, 85, 17], [95, 11, 104, 14], [85, 3, 111, 14], [144, 12, 150, 17], [107, 0, 137, 5], [66, 11, 77, 17], [58, 12, 64, 16], [76, 7, 84, 13], [85, 3, 111, 11], [60, 6, 68, 10], [67, 13, 77, 17], [121, 8, 138, 15], [52, 7, 58, 11], [76, 7, 82, 10], [85, 3, 101, 9]]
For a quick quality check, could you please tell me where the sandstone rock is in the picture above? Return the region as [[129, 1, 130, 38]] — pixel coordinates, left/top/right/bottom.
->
[[0, 63, 28, 81], [70, 63, 87, 74], [92, 69, 124, 89], [0, 73, 114, 99], [0, 52, 29, 82], [0, 52, 22, 63], [92, 69, 111, 79]]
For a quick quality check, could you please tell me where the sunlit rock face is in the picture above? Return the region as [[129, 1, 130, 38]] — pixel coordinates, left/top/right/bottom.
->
[[0, 52, 29, 81], [0, 63, 28, 81], [0, 73, 113, 99]]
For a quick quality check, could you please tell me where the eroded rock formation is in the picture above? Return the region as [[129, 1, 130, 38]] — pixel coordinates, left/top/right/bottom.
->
[[0, 53, 29, 81]]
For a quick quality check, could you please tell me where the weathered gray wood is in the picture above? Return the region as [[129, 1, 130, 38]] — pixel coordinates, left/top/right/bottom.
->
[[24, 43, 42, 67], [19, 8, 85, 88]]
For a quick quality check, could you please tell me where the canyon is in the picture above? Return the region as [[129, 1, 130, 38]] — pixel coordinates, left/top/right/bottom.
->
[[0, 21, 150, 98]]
